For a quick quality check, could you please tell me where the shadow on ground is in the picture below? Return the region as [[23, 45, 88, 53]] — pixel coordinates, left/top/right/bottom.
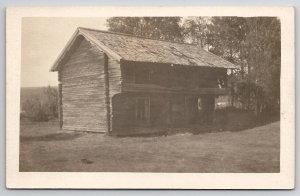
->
[[20, 132, 83, 142], [114, 108, 280, 137]]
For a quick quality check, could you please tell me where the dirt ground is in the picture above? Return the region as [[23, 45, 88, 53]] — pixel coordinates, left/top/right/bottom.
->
[[19, 120, 280, 173]]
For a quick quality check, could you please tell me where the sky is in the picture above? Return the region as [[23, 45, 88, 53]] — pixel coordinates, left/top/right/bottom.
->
[[21, 17, 108, 87]]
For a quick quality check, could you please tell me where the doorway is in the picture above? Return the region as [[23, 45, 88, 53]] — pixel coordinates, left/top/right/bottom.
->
[[186, 97, 199, 124], [135, 97, 150, 126]]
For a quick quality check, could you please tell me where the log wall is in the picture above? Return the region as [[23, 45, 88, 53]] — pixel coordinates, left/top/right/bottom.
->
[[58, 83, 63, 128], [107, 58, 122, 132], [59, 38, 107, 132], [111, 92, 216, 134], [121, 61, 227, 89], [111, 61, 222, 134], [108, 59, 122, 96], [111, 93, 137, 132], [57, 40, 221, 134]]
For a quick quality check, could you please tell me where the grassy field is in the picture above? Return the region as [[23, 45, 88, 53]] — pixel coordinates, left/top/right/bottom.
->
[[19, 120, 280, 173]]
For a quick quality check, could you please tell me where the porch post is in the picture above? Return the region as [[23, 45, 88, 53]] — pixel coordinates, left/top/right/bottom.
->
[[58, 82, 63, 129], [104, 53, 112, 133]]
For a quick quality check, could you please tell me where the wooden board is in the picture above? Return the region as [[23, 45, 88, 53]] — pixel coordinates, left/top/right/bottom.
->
[[59, 38, 107, 132]]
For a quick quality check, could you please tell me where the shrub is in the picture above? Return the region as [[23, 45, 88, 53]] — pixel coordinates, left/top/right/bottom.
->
[[22, 86, 58, 122], [43, 86, 59, 118]]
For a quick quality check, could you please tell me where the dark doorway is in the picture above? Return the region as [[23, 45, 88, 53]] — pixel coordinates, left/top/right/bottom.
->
[[135, 97, 150, 126], [186, 97, 199, 124], [150, 96, 171, 126], [171, 96, 185, 126]]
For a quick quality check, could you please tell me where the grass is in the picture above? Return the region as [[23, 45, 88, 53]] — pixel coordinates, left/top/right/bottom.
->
[[19, 118, 280, 173]]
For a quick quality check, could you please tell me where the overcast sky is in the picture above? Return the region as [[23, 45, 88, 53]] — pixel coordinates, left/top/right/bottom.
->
[[21, 17, 108, 87]]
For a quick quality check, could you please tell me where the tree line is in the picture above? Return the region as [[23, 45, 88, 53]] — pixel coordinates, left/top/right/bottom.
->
[[107, 17, 281, 115]]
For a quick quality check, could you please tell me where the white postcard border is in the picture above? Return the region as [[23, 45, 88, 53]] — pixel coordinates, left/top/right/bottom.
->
[[6, 6, 295, 189]]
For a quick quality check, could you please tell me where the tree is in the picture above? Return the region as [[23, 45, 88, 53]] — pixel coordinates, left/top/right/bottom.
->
[[182, 17, 247, 63], [208, 17, 247, 63], [242, 17, 281, 114], [106, 17, 183, 42], [182, 17, 211, 48], [182, 17, 280, 114], [22, 86, 58, 121]]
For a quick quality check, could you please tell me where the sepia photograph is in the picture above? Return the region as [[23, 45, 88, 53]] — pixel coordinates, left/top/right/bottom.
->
[[6, 6, 295, 189]]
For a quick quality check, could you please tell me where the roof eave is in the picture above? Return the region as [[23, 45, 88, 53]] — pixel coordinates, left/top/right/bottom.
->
[[50, 27, 122, 72], [79, 28, 122, 62], [121, 59, 240, 69], [50, 28, 81, 72]]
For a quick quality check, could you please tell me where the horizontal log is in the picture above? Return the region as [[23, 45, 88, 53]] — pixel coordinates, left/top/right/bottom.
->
[[122, 83, 227, 95], [63, 126, 106, 133], [60, 38, 108, 133]]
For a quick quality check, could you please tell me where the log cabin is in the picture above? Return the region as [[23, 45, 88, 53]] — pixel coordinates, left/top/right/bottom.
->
[[51, 27, 238, 135]]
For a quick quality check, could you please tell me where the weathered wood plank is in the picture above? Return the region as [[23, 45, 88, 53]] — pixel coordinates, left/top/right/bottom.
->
[[121, 61, 227, 90], [60, 38, 107, 132], [122, 83, 227, 95], [108, 58, 121, 96], [58, 83, 63, 129]]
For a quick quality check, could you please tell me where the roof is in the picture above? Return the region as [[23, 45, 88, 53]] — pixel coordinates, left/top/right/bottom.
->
[[51, 27, 239, 71]]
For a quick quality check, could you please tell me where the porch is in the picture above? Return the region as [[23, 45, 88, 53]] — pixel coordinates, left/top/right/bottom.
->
[[111, 93, 216, 134]]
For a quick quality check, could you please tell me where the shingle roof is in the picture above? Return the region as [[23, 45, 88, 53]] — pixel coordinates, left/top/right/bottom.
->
[[51, 27, 239, 71]]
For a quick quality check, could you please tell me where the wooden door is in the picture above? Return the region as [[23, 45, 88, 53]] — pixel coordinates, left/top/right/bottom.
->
[[135, 97, 150, 126], [186, 97, 199, 124], [171, 96, 185, 126]]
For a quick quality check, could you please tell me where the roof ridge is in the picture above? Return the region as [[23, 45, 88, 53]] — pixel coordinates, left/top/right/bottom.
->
[[78, 27, 200, 47]]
